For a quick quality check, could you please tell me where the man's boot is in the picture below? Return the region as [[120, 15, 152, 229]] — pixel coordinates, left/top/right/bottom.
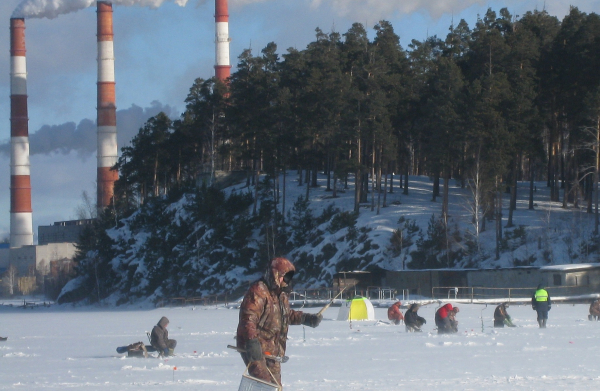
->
[[538, 319, 543, 328], [542, 319, 547, 328]]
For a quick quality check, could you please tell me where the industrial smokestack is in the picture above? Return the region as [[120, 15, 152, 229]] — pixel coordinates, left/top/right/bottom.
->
[[10, 18, 33, 248], [96, 1, 118, 209], [215, 0, 231, 82]]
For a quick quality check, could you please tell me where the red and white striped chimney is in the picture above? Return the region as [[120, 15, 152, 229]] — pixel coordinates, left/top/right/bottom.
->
[[215, 0, 231, 82], [96, 1, 118, 209], [9, 18, 33, 248]]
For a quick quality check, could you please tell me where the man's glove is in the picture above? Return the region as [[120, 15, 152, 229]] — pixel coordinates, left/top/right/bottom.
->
[[302, 313, 323, 328], [245, 338, 263, 362], [422, 318, 427, 324]]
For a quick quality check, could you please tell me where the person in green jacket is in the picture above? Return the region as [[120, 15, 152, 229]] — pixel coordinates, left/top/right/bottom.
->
[[531, 284, 551, 328]]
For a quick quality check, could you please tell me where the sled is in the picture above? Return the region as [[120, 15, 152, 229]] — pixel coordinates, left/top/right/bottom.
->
[[0, 337, 7, 341], [116, 342, 149, 358]]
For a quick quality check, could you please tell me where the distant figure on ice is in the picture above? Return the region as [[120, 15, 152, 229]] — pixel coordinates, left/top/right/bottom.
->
[[494, 302, 515, 328], [404, 303, 426, 332], [448, 307, 459, 332], [151, 316, 177, 357], [435, 303, 458, 334], [387, 301, 404, 325], [532, 284, 551, 328], [589, 299, 600, 321], [236, 257, 322, 388]]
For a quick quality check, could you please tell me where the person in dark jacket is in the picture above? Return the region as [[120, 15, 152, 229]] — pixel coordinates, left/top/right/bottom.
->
[[404, 303, 426, 332], [435, 303, 458, 334], [532, 284, 551, 328], [494, 302, 515, 328], [589, 299, 600, 321], [236, 257, 322, 388], [448, 307, 459, 332], [387, 301, 404, 325], [150, 316, 177, 357]]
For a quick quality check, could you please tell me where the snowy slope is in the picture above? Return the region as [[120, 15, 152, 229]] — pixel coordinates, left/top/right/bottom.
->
[[1, 302, 600, 390], [61, 173, 599, 304]]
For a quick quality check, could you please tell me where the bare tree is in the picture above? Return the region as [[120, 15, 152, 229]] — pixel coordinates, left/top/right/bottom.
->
[[3, 265, 18, 296], [74, 190, 97, 220], [464, 149, 489, 256], [579, 123, 600, 235]]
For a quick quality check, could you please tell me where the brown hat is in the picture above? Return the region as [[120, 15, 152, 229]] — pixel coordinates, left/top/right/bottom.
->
[[265, 257, 296, 289], [158, 316, 169, 327]]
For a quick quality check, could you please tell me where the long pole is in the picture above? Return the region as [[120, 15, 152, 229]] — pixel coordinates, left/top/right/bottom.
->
[[317, 285, 351, 317]]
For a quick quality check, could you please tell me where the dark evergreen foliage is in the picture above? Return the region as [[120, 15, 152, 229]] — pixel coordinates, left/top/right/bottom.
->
[[64, 7, 600, 303]]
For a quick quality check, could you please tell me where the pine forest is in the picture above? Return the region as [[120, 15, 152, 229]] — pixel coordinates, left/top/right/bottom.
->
[[60, 7, 600, 304]]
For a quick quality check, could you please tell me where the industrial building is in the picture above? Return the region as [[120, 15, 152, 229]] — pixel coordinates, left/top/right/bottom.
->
[[38, 219, 93, 246], [385, 264, 600, 301]]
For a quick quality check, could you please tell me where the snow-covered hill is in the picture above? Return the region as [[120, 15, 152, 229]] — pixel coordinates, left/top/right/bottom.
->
[[59, 173, 599, 305]]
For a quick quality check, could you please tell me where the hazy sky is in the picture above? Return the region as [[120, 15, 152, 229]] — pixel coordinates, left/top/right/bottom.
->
[[0, 0, 598, 242]]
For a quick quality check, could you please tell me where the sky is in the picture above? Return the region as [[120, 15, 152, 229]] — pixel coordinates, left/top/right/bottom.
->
[[0, 0, 599, 243]]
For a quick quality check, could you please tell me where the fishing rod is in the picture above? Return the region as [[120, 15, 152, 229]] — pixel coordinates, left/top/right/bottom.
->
[[317, 284, 353, 317]]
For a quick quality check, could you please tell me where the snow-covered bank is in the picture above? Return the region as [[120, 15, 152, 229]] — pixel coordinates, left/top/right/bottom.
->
[[1, 303, 600, 390], [62, 172, 600, 305]]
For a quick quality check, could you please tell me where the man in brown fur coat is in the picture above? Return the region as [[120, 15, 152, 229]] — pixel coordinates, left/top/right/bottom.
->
[[236, 257, 322, 388]]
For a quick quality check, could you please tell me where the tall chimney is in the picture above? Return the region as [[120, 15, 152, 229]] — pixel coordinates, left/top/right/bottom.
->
[[215, 0, 231, 82], [96, 1, 118, 210], [9, 18, 33, 248]]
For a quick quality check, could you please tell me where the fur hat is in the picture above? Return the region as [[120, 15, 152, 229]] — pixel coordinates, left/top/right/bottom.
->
[[158, 316, 169, 327], [264, 257, 296, 289]]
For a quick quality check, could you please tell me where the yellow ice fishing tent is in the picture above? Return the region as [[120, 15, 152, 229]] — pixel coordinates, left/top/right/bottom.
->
[[337, 296, 375, 321]]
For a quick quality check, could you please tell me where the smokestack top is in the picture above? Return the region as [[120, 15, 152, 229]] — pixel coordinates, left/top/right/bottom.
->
[[97, 1, 114, 42], [215, 0, 228, 23], [10, 18, 26, 57], [98, 1, 113, 10]]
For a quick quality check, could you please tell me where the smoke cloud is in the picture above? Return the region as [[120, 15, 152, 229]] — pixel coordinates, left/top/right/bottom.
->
[[12, 0, 190, 19], [309, 0, 486, 20], [0, 101, 178, 158]]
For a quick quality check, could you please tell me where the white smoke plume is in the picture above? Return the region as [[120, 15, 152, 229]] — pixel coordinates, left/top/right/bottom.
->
[[0, 101, 179, 158], [310, 0, 487, 20], [12, 0, 190, 20]]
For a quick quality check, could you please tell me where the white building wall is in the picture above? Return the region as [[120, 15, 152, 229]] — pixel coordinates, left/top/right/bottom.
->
[[9, 243, 76, 275]]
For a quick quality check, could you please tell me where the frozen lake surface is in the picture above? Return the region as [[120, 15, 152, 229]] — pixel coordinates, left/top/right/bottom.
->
[[1, 302, 600, 390]]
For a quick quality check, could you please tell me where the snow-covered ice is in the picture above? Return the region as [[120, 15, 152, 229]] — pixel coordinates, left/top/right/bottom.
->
[[1, 302, 600, 389]]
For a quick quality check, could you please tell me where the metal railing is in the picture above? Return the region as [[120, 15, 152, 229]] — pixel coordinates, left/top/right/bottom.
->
[[289, 288, 354, 303], [431, 285, 588, 303], [157, 285, 404, 308], [156, 292, 234, 308], [365, 287, 397, 301]]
